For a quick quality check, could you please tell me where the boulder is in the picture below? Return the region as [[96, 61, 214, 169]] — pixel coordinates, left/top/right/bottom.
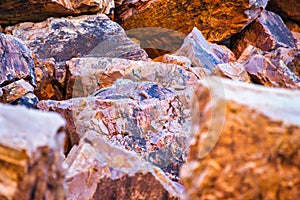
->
[[116, 0, 268, 42], [232, 10, 296, 57], [0, 103, 66, 200], [212, 62, 251, 82], [0, 0, 114, 25], [64, 130, 183, 200], [266, 0, 300, 23], [181, 77, 300, 199], [5, 14, 148, 62]]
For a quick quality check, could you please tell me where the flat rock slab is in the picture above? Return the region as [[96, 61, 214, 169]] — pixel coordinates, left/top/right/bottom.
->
[[64, 130, 183, 200], [116, 0, 268, 42], [0, 0, 114, 25], [181, 77, 300, 199], [5, 14, 148, 62], [0, 103, 66, 200]]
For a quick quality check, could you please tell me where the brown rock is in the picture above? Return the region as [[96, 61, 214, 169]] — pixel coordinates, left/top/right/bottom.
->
[[181, 77, 300, 199], [1, 79, 34, 103], [0, 33, 35, 86], [232, 10, 297, 57], [5, 14, 148, 62], [38, 80, 194, 180], [292, 31, 300, 49], [116, 0, 268, 42], [243, 54, 300, 89], [286, 21, 300, 33], [212, 62, 251, 82], [0, 0, 114, 25], [267, 0, 300, 23], [0, 103, 66, 200], [64, 131, 183, 200]]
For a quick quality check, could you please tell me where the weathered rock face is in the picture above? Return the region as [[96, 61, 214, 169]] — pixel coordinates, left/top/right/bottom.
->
[[0, 103, 66, 200], [181, 77, 300, 199], [0, 79, 34, 103], [5, 14, 148, 62], [0, 0, 114, 25], [116, 0, 268, 42], [212, 62, 251, 82], [0, 33, 35, 87], [232, 10, 296, 57], [64, 130, 183, 200], [267, 0, 300, 23]]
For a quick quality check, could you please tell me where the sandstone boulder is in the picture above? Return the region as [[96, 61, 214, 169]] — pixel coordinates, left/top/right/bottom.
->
[[181, 77, 300, 199]]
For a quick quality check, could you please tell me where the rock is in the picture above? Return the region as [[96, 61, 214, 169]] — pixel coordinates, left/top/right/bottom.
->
[[212, 62, 251, 82], [266, 0, 300, 23], [5, 14, 148, 62], [0, 103, 66, 200], [0, 33, 35, 87], [175, 28, 224, 73], [292, 32, 300, 49], [232, 10, 297, 57], [116, 0, 268, 42], [181, 77, 300, 199], [11, 92, 39, 109], [38, 80, 194, 180], [0, 79, 34, 103], [0, 0, 114, 25], [243, 54, 300, 89], [64, 131, 183, 200], [65, 57, 198, 98], [285, 21, 300, 33], [161, 54, 192, 69]]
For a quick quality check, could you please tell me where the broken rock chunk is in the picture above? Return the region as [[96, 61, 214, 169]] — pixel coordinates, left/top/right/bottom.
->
[[5, 14, 148, 62], [181, 77, 300, 199], [0, 103, 66, 200], [64, 130, 183, 200], [212, 62, 251, 83], [266, 0, 300, 23], [1, 79, 34, 103]]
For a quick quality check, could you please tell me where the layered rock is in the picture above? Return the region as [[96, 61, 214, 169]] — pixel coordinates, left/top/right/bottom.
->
[[0, 103, 66, 200], [5, 14, 148, 62], [181, 77, 300, 199], [232, 10, 296, 57], [64, 130, 183, 199], [0, 0, 114, 25], [116, 0, 268, 42]]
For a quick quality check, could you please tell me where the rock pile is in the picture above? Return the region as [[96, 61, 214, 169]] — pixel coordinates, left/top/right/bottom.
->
[[0, 0, 300, 199]]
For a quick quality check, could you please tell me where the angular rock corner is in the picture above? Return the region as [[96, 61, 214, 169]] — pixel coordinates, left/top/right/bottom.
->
[[181, 77, 300, 199]]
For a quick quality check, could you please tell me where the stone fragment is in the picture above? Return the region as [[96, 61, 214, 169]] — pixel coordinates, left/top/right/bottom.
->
[[285, 21, 300, 33], [64, 131, 183, 200], [38, 80, 193, 180], [1, 79, 34, 103], [0, 103, 66, 200], [212, 62, 251, 82], [65, 57, 198, 98], [116, 0, 268, 42], [161, 54, 191, 69], [175, 28, 223, 73], [267, 0, 300, 23], [0, 33, 35, 86], [243, 54, 300, 89], [11, 92, 39, 109], [5, 14, 148, 62], [181, 77, 300, 199], [0, 0, 114, 25], [232, 10, 297, 57]]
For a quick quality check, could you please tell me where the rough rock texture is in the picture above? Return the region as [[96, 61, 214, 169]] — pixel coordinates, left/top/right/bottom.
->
[[212, 62, 251, 82], [0, 33, 35, 87], [116, 0, 268, 42], [5, 14, 148, 62], [65, 57, 198, 98], [232, 10, 296, 57], [243, 54, 300, 89], [0, 0, 114, 25], [0, 103, 66, 200], [64, 130, 183, 200], [267, 0, 300, 23], [181, 77, 300, 199], [38, 79, 195, 180], [0, 79, 34, 103]]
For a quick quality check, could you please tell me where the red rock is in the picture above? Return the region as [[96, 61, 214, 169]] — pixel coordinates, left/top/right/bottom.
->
[[116, 0, 268, 42], [1, 79, 34, 103], [0, 33, 35, 86], [232, 10, 297, 57], [0, 0, 114, 25], [5, 14, 148, 62], [0, 103, 66, 200], [64, 131, 183, 199], [181, 77, 300, 199], [267, 0, 300, 23]]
